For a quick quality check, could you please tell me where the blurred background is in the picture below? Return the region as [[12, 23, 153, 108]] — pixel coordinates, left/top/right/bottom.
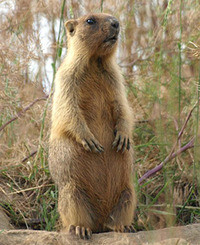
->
[[0, 0, 200, 231]]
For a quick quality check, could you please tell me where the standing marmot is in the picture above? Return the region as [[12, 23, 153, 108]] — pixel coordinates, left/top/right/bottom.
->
[[49, 13, 136, 239]]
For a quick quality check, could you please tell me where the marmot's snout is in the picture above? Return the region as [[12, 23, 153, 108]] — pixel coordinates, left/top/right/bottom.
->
[[104, 17, 120, 44]]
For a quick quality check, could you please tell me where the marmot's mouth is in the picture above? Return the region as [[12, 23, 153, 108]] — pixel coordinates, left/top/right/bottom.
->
[[103, 35, 118, 43]]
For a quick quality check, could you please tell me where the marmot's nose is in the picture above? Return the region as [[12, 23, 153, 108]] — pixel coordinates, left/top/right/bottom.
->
[[111, 19, 119, 29]]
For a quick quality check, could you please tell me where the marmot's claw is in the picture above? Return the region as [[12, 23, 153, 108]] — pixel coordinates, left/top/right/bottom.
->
[[121, 138, 126, 153], [82, 138, 104, 153], [112, 134, 121, 148], [82, 139, 92, 152], [92, 140, 104, 153], [124, 224, 135, 232], [68, 224, 92, 239], [112, 130, 130, 152], [127, 138, 130, 150]]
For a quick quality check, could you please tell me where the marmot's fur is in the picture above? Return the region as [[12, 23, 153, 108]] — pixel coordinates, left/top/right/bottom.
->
[[49, 13, 136, 239]]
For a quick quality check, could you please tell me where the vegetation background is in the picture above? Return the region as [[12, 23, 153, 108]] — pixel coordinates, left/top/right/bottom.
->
[[0, 0, 200, 232]]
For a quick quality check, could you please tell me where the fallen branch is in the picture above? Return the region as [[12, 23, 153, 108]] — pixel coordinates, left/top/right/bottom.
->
[[0, 95, 48, 132]]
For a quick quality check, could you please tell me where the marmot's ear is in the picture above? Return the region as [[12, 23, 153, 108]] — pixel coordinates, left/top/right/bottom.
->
[[65, 20, 78, 36]]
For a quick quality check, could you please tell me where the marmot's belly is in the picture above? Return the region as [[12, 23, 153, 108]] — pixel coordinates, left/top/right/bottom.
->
[[68, 137, 132, 195]]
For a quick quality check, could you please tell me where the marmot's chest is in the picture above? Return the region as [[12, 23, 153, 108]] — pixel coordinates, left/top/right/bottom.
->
[[79, 86, 113, 118], [79, 70, 114, 104], [78, 73, 115, 123]]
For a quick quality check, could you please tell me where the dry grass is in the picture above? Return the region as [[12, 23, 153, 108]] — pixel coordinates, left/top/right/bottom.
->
[[0, 0, 200, 231]]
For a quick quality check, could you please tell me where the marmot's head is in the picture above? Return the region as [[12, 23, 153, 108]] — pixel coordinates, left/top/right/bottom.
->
[[65, 13, 119, 58]]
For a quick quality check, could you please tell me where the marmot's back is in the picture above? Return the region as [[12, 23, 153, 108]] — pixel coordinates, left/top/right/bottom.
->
[[48, 13, 136, 239]]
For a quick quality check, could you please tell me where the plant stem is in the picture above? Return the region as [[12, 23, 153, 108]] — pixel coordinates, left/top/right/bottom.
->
[[178, 0, 183, 125], [194, 62, 200, 188], [33, 0, 66, 169], [100, 0, 104, 12]]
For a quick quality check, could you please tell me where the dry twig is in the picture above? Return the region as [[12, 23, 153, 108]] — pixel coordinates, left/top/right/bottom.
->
[[0, 95, 48, 132], [22, 150, 37, 163]]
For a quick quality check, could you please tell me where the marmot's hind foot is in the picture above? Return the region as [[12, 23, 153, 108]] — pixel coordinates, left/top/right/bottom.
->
[[68, 224, 92, 240], [114, 224, 135, 233]]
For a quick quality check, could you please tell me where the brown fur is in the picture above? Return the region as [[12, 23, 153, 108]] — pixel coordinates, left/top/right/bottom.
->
[[49, 13, 136, 238]]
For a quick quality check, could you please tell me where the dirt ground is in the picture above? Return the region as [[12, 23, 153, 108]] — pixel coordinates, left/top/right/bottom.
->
[[0, 223, 200, 245]]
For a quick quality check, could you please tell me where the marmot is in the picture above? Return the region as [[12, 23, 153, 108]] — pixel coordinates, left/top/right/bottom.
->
[[49, 13, 136, 239]]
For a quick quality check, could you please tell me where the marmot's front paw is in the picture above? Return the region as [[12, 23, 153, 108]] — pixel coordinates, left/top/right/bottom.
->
[[112, 129, 130, 153], [81, 135, 104, 153]]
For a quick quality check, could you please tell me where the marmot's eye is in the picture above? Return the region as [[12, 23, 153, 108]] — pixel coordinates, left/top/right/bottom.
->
[[86, 18, 96, 25]]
